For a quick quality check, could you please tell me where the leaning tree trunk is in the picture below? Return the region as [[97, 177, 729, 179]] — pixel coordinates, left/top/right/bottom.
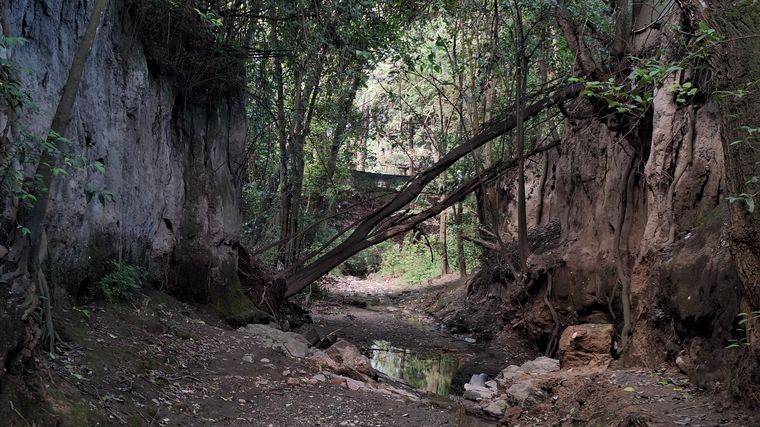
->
[[1, 0, 108, 373], [280, 79, 580, 297]]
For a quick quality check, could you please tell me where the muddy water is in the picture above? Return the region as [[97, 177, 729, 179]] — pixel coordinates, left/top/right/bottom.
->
[[307, 298, 495, 425], [369, 339, 461, 396]]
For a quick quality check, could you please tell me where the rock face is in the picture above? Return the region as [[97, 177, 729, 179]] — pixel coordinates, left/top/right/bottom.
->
[[4, 1, 248, 312], [559, 324, 614, 369]]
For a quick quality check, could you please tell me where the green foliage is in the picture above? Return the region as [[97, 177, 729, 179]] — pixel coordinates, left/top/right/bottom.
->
[[726, 311, 760, 349], [98, 261, 146, 303], [669, 81, 699, 105], [377, 237, 441, 284], [575, 22, 721, 117], [728, 193, 756, 214], [338, 248, 382, 277], [726, 124, 760, 214]]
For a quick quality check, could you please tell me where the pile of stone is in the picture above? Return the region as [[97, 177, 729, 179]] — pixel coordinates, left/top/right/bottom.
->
[[462, 356, 559, 417], [461, 323, 615, 420]]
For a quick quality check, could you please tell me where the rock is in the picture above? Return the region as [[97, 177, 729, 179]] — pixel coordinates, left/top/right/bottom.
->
[[485, 380, 498, 391], [310, 350, 343, 372], [506, 381, 544, 407], [311, 373, 327, 383], [519, 356, 559, 374], [260, 358, 271, 363], [324, 339, 373, 375], [505, 406, 523, 420], [244, 324, 311, 358], [375, 384, 420, 401], [301, 326, 322, 346], [464, 337, 477, 343], [483, 399, 508, 417], [463, 384, 495, 401], [0, 245, 7, 259], [559, 324, 614, 369], [309, 341, 375, 382], [345, 378, 364, 390], [329, 374, 366, 390], [497, 365, 521, 381], [286, 377, 301, 385], [469, 373, 488, 387], [241, 355, 253, 363]]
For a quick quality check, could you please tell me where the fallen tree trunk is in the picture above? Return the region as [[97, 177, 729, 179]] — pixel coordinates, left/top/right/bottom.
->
[[280, 79, 579, 297]]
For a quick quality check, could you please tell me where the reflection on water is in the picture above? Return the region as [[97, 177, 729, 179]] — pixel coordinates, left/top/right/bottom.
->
[[369, 340, 459, 396]]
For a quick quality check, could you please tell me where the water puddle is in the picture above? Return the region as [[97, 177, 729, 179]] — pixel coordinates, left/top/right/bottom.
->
[[368, 340, 461, 396]]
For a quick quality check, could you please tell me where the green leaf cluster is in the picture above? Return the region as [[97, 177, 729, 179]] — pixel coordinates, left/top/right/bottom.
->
[[98, 261, 146, 303]]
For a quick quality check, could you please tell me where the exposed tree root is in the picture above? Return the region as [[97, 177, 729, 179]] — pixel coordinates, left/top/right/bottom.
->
[[615, 153, 638, 353], [544, 272, 560, 356]]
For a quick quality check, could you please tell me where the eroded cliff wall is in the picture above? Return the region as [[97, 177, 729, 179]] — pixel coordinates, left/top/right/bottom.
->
[[488, 7, 744, 387], [5, 0, 249, 313]]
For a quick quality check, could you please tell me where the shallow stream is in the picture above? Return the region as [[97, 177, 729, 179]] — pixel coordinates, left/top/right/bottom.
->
[[368, 339, 462, 396]]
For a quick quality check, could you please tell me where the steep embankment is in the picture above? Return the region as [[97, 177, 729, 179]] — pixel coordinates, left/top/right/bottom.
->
[[468, 0, 758, 403], [5, 1, 248, 310]]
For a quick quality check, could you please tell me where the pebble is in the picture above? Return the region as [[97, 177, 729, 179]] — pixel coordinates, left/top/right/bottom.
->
[[260, 358, 271, 363], [242, 355, 253, 363]]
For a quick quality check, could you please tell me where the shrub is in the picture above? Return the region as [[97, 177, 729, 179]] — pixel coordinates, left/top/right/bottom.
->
[[377, 237, 441, 284], [99, 261, 146, 302]]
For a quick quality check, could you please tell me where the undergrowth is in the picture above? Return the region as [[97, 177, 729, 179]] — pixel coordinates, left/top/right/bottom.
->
[[99, 261, 146, 302]]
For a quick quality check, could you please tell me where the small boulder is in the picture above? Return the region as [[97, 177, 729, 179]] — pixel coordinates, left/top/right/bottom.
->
[[559, 323, 614, 369], [463, 384, 495, 401], [324, 339, 373, 375], [497, 365, 521, 381], [244, 324, 310, 358], [309, 340, 376, 382], [519, 356, 559, 374], [506, 381, 544, 407], [483, 399, 508, 417], [468, 373, 488, 387]]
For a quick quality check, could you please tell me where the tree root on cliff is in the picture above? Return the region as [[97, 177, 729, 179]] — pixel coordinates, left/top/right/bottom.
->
[[615, 153, 638, 353], [543, 272, 561, 356]]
